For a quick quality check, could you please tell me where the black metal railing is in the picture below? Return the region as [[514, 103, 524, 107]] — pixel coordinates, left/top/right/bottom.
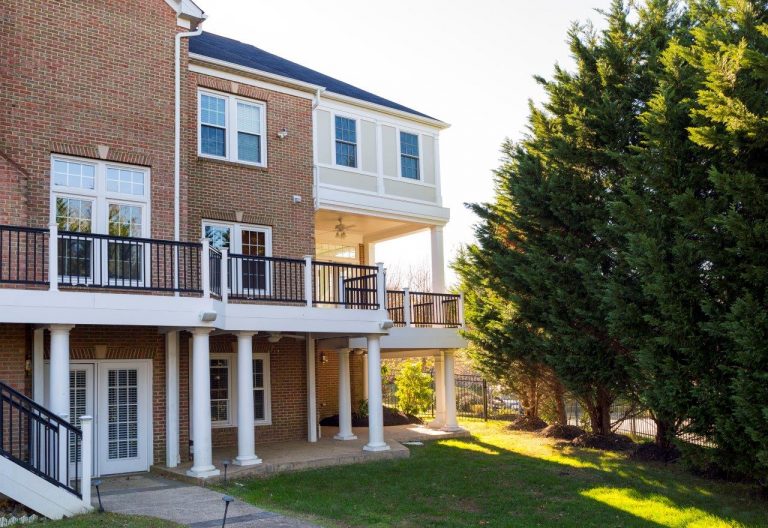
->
[[386, 290, 406, 325], [0, 225, 48, 285], [409, 292, 461, 327], [312, 261, 379, 309], [209, 247, 222, 298], [57, 231, 202, 293], [228, 254, 306, 303], [0, 381, 82, 498]]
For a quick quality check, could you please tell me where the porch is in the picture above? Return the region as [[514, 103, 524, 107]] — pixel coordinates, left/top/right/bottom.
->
[[153, 424, 470, 483]]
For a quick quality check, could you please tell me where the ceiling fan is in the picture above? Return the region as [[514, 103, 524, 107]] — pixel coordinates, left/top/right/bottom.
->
[[334, 217, 355, 239]]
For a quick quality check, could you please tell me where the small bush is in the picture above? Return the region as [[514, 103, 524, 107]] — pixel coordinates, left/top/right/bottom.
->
[[394, 361, 434, 416]]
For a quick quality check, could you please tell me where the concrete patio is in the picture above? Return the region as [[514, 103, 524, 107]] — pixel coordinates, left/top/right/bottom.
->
[[152, 424, 470, 484]]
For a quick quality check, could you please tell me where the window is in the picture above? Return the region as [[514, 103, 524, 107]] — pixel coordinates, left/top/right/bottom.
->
[[210, 358, 231, 425], [198, 90, 266, 166], [400, 132, 420, 180], [335, 116, 357, 168], [207, 352, 271, 428], [51, 156, 150, 284]]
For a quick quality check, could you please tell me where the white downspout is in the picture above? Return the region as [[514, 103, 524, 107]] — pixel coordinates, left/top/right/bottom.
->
[[311, 88, 324, 210], [175, 24, 203, 291]]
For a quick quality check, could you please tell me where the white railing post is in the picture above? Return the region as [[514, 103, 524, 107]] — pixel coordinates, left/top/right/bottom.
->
[[338, 274, 346, 308], [58, 414, 69, 486], [48, 223, 58, 292], [458, 293, 466, 326], [403, 288, 412, 327], [200, 238, 210, 299], [220, 248, 229, 303], [376, 262, 386, 311], [79, 415, 93, 508], [303, 255, 313, 307]]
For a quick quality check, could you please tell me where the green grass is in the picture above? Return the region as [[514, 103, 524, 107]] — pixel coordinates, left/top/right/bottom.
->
[[224, 420, 768, 528], [41, 513, 180, 527]]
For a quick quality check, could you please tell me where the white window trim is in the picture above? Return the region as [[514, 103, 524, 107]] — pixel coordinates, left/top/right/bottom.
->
[[252, 352, 272, 426], [209, 351, 272, 429], [49, 155, 151, 237], [396, 129, 423, 182], [331, 113, 359, 169], [198, 88, 268, 168]]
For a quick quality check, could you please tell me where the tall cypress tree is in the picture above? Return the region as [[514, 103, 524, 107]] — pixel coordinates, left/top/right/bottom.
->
[[685, 0, 768, 483], [457, 1, 677, 434]]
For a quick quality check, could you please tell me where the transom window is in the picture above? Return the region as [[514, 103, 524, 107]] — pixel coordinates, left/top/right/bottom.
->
[[209, 353, 271, 427], [400, 132, 420, 180], [335, 116, 357, 168], [199, 90, 266, 166]]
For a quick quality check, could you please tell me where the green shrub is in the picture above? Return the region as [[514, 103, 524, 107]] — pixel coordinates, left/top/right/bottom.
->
[[394, 361, 434, 416]]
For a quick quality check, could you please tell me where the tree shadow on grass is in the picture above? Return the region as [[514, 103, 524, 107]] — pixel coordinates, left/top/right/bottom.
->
[[227, 431, 767, 528]]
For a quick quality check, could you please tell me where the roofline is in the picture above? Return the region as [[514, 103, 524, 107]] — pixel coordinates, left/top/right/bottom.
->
[[188, 52, 451, 130], [165, 0, 207, 24]]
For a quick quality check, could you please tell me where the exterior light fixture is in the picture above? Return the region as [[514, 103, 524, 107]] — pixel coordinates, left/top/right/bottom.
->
[[320, 351, 328, 364], [222, 459, 230, 485], [277, 128, 288, 139], [222, 495, 234, 527], [92, 479, 104, 513]]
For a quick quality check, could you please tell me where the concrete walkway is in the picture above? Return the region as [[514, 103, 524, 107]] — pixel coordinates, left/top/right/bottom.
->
[[95, 474, 318, 527]]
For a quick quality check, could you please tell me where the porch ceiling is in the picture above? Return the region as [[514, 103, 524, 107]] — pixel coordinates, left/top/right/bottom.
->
[[315, 209, 431, 245]]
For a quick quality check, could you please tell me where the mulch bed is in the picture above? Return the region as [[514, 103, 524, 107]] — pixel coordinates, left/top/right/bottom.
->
[[319, 406, 422, 428], [540, 424, 586, 440], [630, 442, 681, 463], [507, 415, 548, 432], [572, 433, 636, 451]]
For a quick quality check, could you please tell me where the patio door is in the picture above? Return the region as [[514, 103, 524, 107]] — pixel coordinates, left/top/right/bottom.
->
[[97, 362, 150, 475], [203, 221, 272, 296], [68, 364, 95, 479]]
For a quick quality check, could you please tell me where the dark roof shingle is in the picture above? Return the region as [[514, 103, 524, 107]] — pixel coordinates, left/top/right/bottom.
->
[[189, 32, 439, 121]]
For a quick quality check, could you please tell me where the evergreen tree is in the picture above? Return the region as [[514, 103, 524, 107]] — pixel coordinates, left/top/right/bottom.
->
[[457, 1, 676, 434], [685, 0, 768, 483]]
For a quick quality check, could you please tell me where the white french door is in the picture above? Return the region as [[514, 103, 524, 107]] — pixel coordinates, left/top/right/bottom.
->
[[97, 362, 150, 475]]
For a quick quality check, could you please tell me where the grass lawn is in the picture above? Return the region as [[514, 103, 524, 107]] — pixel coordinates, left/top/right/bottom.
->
[[223, 420, 768, 528], [41, 513, 180, 527]]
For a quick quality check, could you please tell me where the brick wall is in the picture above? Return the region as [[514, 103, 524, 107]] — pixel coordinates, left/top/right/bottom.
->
[[0, 0, 179, 237], [315, 347, 366, 420], [182, 69, 316, 257], [0, 324, 31, 394]]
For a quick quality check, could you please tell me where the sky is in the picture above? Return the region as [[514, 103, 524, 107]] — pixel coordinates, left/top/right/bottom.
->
[[195, 0, 613, 288]]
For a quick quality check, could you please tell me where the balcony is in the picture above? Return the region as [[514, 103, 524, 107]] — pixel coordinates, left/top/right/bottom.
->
[[386, 290, 463, 328], [0, 224, 384, 309]]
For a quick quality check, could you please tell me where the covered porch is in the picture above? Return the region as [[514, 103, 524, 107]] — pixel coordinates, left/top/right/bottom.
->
[[153, 424, 469, 482]]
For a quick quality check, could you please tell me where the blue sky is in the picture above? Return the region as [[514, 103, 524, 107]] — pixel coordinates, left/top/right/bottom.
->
[[196, 0, 613, 287]]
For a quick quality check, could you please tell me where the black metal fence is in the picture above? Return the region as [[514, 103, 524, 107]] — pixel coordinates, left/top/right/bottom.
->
[[312, 261, 379, 309], [228, 254, 306, 303], [0, 225, 48, 285]]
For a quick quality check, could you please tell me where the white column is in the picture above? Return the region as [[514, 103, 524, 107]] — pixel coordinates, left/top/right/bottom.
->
[[306, 335, 318, 443], [303, 255, 313, 307], [362, 353, 369, 400], [363, 335, 389, 452], [79, 415, 93, 509], [428, 352, 446, 429], [187, 328, 220, 478], [442, 350, 461, 432], [48, 325, 73, 417], [334, 348, 357, 440], [165, 331, 180, 468], [58, 414, 69, 486], [234, 332, 261, 466], [33, 328, 45, 405], [430, 225, 446, 293], [200, 238, 211, 299]]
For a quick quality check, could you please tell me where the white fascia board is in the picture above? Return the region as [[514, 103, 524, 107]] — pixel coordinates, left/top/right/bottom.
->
[[0, 289, 390, 334], [349, 327, 467, 351], [317, 185, 451, 225], [189, 63, 315, 100], [188, 54, 448, 129]]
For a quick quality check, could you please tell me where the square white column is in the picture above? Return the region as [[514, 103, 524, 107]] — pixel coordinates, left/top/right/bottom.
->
[[165, 331, 181, 468], [430, 225, 446, 293], [442, 349, 462, 432], [234, 332, 261, 466], [187, 328, 220, 478], [363, 335, 389, 452], [307, 335, 318, 443], [334, 348, 357, 441], [428, 352, 446, 429]]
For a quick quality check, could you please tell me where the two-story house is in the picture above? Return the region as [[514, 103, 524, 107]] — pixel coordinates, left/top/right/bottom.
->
[[0, 0, 466, 518]]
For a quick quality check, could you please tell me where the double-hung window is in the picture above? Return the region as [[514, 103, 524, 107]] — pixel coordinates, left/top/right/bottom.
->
[[400, 132, 420, 180], [208, 352, 271, 428], [334, 116, 357, 168], [199, 90, 266, 166], [51, 156, 149, 285]]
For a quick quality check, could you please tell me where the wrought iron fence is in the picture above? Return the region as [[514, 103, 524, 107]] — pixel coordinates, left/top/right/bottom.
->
[[228, 254, 305, 303], [312, 261, 379, 309]]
